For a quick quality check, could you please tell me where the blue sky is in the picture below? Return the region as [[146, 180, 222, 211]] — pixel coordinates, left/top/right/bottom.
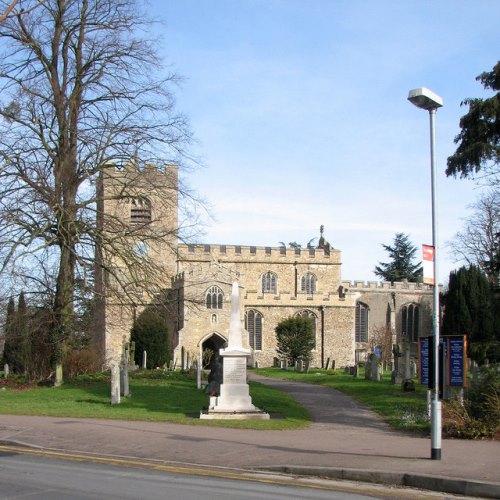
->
[[151, 0, 500, 283]]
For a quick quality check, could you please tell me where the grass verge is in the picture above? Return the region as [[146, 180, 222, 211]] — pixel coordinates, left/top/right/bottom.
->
[[254, 367, 430, 434], [0, 370, 310, 430]]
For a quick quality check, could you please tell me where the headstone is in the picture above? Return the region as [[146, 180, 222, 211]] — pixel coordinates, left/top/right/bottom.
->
[[331, 360, 336, 370], [55, 363, 63, 387], [111, 364, 120, 404], [142, 350, 147, 369], [129, 341, 136, 366], [196, 355, 202, 389], [120, 346, 130, 397], [3, 364, 8, 378], [391, 344, 403, 385], [352, 365, 359, 378]]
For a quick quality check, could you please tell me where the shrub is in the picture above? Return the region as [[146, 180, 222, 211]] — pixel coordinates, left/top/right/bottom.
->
[[275, 317, 315, 365], [131, 307, 170, 369], [63, 348, 101, 379], [443, 364, 500, 439]]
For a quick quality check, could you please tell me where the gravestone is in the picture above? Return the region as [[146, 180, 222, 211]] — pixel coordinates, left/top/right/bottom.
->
[[3, 364, 8, 378], [365, 353, 381, 381], [120, 344, 130, 397], [142, 350, 147, 369], [111, 364, 120, 404], [391, 344, 403, 385]]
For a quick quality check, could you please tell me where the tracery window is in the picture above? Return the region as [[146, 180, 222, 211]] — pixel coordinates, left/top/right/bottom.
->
[[355, 302, 369, 343], [294, 310, 317, 349], [130, 198, 152, 225], [262, 271, 277, 294], [206, 286, 223, 309], [245, 309, 262, 350], [401, 303, 420, 342], [301, 273, 317, 294]]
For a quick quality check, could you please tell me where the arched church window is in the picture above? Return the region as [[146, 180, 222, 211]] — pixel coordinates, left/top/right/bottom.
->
[[245, 309, 262, 350], [294, 310, 317, 349], [130, 197, 152, 225], [355, 302, 369, 343], [401, 303, 420, 342], [301, 273, 317, 294], [206, 286, 223, 309], [262, 271, 277, 294]]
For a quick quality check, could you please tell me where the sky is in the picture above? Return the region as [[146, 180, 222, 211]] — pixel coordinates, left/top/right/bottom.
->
[[149, 0, 500, 284]]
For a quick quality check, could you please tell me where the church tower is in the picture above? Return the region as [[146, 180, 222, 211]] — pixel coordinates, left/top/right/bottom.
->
[[94, 163, 179, 365]]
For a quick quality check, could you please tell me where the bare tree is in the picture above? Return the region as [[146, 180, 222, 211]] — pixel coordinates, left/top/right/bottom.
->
[[447, 189, 500, 286], [0, 1, 46, 23], [0, 0, 197, 384]]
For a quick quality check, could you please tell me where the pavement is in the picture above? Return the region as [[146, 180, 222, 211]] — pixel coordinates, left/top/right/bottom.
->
[[1, 374, 499, 498]]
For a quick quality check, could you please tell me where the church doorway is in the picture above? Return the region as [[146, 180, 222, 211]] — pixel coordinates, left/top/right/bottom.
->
[[201, 333, 226, 369]]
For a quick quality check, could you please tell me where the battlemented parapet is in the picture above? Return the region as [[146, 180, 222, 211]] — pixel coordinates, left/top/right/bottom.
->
[[342, 280, 434, 291], [178, 243, 340, 263]]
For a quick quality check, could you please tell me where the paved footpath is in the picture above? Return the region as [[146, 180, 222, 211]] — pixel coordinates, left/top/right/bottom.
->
[[1, 375, 499, 498]]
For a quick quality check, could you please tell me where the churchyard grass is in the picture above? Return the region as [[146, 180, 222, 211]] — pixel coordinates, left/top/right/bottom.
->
[[0, 370, 310, 430], [253, 367, 430, 434]]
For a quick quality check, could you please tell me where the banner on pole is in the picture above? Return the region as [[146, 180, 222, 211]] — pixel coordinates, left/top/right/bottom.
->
[[422, 244, 434, 285]]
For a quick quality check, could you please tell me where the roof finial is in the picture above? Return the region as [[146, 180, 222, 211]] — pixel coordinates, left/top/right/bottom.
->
[[320, 224, 324, 237]]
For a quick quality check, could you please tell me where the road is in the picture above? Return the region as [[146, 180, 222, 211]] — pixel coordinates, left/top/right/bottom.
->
[[0, 449, 478, 500], [0, 451, 377, 500]]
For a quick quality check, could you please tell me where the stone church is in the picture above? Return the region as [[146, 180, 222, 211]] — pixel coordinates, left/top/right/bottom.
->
[[97, 163, 433, 369]]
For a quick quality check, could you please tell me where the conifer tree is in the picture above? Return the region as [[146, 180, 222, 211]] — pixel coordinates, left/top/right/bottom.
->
[[374, 233, 422, 283], [275, 317, 315, 364], [1, 297, 16, 370], [17, 292, 30, 374], [130, 308, 170, 369], [442, 266, 497, 364], [446, 61, 500, 180]]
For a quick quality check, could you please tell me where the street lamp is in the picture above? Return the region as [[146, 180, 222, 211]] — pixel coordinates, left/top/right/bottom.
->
[[408, 87, 443, 461]]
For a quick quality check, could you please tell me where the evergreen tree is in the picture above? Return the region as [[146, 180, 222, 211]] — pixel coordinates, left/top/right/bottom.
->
[[442, 266, 497, 364], [275, 317, 315, 365], [374, 233, 422, 283], [130, 308, 170, 369], [446, 61, 500, 180], [16, 292, 30, 375], [1, 297, 16, 370]]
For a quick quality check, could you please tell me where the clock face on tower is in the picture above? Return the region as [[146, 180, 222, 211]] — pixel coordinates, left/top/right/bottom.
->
[[133, 240, 149, 257]]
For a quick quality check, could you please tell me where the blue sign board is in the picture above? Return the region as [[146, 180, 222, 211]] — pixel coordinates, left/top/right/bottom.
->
[[448, 336, 465, 387], [419, 337, 429, 385], [419, 335, 467, 389]]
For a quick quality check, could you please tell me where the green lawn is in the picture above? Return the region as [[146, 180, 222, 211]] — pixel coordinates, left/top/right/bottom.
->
[[254, 367, 430, 434], [0, 370, 310, 430]]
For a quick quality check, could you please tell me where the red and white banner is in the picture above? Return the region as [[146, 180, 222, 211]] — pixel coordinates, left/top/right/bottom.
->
[[422, 244, 434, 285]]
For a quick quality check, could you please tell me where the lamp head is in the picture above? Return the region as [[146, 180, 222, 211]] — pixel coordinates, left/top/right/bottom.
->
[[408, 87, 443, 111]]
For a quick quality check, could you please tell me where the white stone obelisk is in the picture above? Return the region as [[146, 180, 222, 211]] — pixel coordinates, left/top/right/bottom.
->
[[201, 282, 269, 419]]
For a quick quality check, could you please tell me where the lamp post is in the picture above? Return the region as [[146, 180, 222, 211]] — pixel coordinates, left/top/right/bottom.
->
[[408, 87, 443, 461]]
